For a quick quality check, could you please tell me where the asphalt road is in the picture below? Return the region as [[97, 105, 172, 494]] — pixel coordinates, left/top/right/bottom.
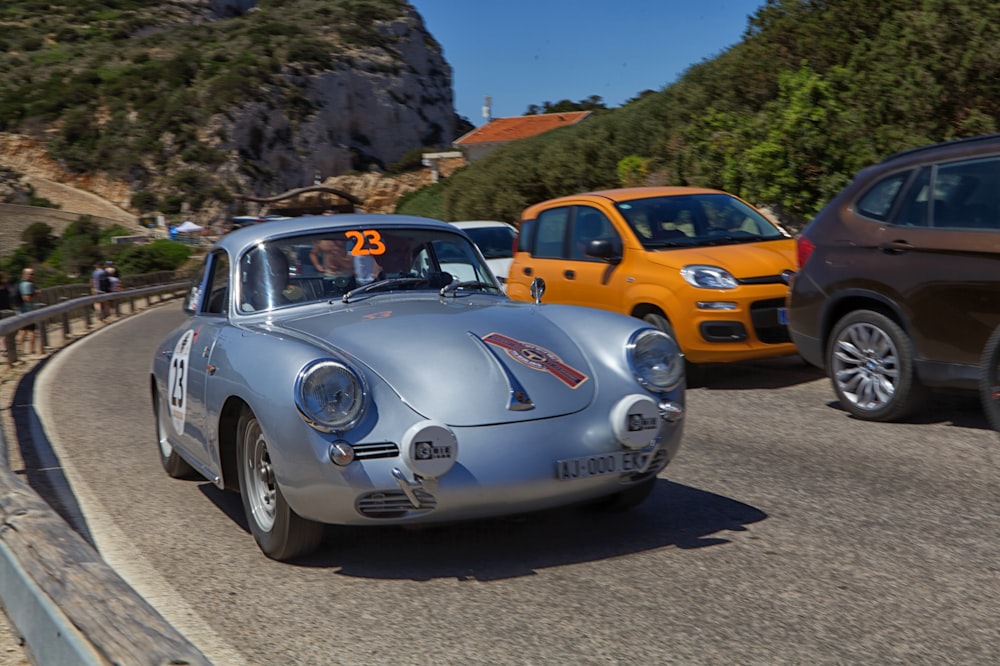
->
[[26, 304, 1000, 665]]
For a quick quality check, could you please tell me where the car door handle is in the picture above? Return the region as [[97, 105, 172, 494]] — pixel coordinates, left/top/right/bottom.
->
[[879, 240, 913, 255], [564, 270, 576, 279]]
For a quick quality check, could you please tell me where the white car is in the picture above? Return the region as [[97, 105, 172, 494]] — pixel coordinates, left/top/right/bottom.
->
[[450, 220, 518, 290]]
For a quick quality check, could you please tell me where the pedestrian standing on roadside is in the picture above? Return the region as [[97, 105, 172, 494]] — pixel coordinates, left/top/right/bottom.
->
[[107, 266, 122, 292], [17, 267, 39, 355], [91, 261, 111, 320]]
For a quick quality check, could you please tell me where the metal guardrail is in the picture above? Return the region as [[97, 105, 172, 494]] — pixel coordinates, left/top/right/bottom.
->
[[1, 280, 191, 367], [27, 269, 193, 305]]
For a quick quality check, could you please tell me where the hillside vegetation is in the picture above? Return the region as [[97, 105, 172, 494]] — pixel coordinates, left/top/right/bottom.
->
[[3, 1, 998, 229], [0, 0, 455, 217], [401, 0, 1000, 227]]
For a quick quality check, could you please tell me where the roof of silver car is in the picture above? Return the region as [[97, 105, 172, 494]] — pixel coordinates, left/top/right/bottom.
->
[[211, 213, 458, 254]]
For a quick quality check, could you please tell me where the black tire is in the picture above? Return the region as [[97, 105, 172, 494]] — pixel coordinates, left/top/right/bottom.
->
[[587, 477, 656, 512], [154, 386, 199, 479], [826, 310, 924, 422], [641, 312, 674, 337], [236, 407, 324, 561], [978, 325, 1000, 432]]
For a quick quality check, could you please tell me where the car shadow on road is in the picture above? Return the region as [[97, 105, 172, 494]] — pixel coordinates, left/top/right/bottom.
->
[[212, 479, 768, 580], [827, 388, 992, 430], [689, 354, 824, 390]]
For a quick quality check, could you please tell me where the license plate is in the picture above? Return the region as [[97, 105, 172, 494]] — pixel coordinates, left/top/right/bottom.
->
[[556, 450, 648, 480], [778, 307, 788, 325]]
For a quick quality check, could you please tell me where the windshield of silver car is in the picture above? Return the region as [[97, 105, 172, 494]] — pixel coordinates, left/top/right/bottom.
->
[[237, 228, 500, 312]]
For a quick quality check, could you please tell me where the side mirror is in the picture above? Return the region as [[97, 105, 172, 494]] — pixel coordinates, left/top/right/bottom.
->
[[182, 284, 201, 315], [529, 277, 546, 304], [586, 239, 621, 264]]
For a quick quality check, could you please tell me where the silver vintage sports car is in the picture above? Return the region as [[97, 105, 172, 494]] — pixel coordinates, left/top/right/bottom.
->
[[151, 214, 686, 560]]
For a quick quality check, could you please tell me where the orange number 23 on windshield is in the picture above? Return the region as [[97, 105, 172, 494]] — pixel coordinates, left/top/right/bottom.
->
[[345, 230, 386, 256]]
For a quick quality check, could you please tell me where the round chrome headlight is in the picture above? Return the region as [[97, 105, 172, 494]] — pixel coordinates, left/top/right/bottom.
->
[[295, 360, 366, 432], [627, 328, 683, 392]]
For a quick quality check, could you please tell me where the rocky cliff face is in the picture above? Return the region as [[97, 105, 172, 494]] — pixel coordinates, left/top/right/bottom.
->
[[212, 8, 457, 195], [0, 1, 460, 226]]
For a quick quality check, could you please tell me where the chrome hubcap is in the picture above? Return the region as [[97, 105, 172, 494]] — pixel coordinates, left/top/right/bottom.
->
[[244, 421, 276, 532], [831, 322, 899, 411]]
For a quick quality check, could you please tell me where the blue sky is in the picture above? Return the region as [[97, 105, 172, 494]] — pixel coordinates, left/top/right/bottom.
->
[[409, 1, 765, 127]]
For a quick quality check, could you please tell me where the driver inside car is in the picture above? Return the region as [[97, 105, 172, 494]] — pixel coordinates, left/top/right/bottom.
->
[[375, 233, 417, 279], [240, 245, 305, 312]]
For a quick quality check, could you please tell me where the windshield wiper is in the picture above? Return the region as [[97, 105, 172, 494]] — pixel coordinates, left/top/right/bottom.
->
[[644, 240, 693, 248], [699, 235, 763, 246], [342, 276, 426, 303], [439, 280, 498, 297]]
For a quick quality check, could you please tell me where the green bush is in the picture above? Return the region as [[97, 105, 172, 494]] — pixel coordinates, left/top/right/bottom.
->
[[395, 182, 447, 219], [20, 222, 56, 261], [117, 239, 191, 275], [131, 190, 158, 212]]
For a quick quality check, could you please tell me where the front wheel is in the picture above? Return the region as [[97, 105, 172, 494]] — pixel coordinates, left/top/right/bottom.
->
[[978, 325, 1000, 432], [827, 310, 924, 422], [236, 407, 324, 561]]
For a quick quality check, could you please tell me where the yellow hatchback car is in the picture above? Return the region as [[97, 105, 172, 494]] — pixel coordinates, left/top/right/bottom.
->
[[507, 187, 798, 364]]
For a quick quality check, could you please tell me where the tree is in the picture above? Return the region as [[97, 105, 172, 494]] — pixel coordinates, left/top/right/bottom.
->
[[116, 240, 191, 275], [525, 96, 608, 115], [617, 155, 651, 188], [55, 216, 102, 275], [20, 222, 56, 261], [740, 63, 849, 217]]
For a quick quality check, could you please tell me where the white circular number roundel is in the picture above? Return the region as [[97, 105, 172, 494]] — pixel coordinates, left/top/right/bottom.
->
[[611, 394, 661, 449], [167, 329, 195, 434], [402, 420, 458, 478]]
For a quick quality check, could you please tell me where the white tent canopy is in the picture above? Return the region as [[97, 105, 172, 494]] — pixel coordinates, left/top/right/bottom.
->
[[174, 220, 203, 233]]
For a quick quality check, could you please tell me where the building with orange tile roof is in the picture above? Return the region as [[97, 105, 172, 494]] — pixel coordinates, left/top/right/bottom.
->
[[453, 111, 592, 162]]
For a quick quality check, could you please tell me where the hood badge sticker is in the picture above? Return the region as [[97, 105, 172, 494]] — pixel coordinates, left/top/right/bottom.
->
[[483, 332, 589, 388]]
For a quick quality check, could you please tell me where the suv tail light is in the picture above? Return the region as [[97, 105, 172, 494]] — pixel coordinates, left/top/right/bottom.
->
[[796, 235, 815, 269]]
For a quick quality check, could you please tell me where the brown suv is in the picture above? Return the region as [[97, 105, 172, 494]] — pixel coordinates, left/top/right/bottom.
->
[[788, 134, 1000, 421]]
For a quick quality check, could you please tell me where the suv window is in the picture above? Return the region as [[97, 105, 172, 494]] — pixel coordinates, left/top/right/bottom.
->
[[931, 157, 1000, 229], [894, 167, 931, 227], [857, 172, 910, 221]]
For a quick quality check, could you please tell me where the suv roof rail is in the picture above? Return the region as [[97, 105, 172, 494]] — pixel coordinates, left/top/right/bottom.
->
[[881, 133, 1000, 164]]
